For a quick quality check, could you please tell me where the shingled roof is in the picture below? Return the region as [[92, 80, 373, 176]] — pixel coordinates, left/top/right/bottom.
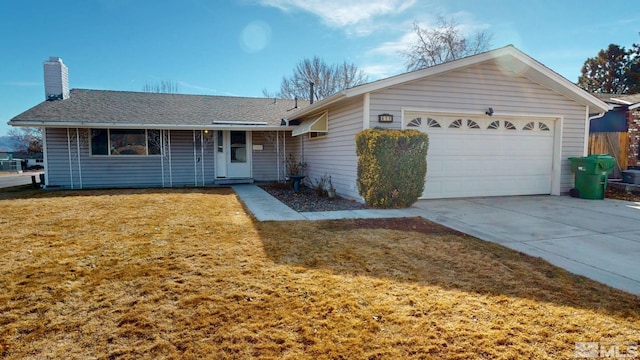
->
[[9, 89, 308, 129], [592, 93, 640, 106]]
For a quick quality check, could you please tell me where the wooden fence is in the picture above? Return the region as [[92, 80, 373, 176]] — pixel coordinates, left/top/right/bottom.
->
[[588, 132, 628, 176]]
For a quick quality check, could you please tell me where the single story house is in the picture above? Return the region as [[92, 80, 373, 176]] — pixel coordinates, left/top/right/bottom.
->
[[9, 47, 610, 200]]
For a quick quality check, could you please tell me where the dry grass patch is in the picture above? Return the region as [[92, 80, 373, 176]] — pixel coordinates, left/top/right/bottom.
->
[[0, 188, 638, 359]]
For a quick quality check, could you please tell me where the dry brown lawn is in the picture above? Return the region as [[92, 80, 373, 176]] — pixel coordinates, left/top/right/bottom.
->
[[0, 188, 638, 359]]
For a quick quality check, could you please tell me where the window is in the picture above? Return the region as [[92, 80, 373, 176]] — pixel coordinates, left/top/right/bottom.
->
[[488, 120, 500, 130], [539, 122, 550, 131], [449, 119, 463, 128], [427, 118, 441, 128], [309, 132, 327, 139], [91, 129, 162, 156], [407, 117, 422, 127], [217, 131, 224, 153], [230, 131, 246, 163], [467, 119, 480, 129], [504, 121, 516, 130], [523, 122, 535, 130]]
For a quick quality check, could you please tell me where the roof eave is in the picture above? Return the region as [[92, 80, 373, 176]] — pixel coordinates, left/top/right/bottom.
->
[[315, 46, 610, 114], [286, 92, 347, 119], [7, 120, 296, 131], [503, 49, 610, 113]]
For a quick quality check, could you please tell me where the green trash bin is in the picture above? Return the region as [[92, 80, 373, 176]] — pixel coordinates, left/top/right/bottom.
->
[[568, 155, 615, 199]]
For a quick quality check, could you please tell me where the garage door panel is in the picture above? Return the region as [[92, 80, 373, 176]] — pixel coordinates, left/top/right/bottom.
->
[[406, 113, 555, 199], [423, 174, 552, 199]]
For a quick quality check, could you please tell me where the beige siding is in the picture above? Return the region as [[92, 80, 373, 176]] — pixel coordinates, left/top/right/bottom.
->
[[252, 131, 291, 181], [369, 60, 587, 193], [299, 97, 364, 200]]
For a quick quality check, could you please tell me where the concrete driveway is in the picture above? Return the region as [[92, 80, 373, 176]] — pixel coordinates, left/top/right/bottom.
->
[[414, 196, 640, 295]]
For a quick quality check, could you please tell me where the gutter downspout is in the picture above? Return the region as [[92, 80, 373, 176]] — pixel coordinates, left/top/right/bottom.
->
[[586, 106, 607, 156]]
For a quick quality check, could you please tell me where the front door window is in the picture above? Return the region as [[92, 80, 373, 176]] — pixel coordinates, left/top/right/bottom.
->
[[230, 131, 247, 163]]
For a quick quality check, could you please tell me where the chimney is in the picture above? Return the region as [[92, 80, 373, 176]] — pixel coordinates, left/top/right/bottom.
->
[[44, 57, 69, 101], [309, 82, 314, 105]]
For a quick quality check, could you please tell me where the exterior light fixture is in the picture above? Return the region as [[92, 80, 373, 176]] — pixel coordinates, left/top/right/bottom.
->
[[378, 113, 394, 123], [485, 107, 494, 116]]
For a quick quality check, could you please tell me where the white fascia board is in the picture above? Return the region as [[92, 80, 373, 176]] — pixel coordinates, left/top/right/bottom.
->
[[7, 121, 295, 131], [505, 51, 610, 113], [629, 102, 640, 110], [345, 46, 610, 113], [285, 92, 346, 119], [344, 50, 505, 97]]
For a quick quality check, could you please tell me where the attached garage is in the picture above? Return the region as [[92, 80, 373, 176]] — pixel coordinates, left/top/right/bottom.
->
[[282, 46, 611, 201], [403, 112, 559, 199]]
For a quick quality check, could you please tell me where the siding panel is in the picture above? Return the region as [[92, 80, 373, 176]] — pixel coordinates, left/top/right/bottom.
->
[[44, 128, 217, 188], [252, 131, 285, 181], [369, 61, 588, 194], [298, 97, 363, 200]]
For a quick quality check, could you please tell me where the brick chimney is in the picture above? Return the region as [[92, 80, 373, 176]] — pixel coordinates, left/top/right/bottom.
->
[[43, 57, 69, 101]]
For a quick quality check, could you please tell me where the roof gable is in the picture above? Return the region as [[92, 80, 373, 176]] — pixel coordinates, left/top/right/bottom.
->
[[292, 46, 610, 118]]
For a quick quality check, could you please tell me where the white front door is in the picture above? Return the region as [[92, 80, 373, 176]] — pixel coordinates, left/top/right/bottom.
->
[[220, 130, 251, 178]]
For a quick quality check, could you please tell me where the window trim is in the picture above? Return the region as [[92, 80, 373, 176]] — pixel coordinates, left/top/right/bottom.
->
[[308, 131, 327, 140], [90, 128, 162, 157]]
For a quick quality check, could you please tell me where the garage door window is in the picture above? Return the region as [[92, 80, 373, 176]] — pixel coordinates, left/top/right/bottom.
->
[[486, 120, 517, 130], [408, 118, 422, 127], [404, 114, 552, 134], [467, 120, 480, 129]]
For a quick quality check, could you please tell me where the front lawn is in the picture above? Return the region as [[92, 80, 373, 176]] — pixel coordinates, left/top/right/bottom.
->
[[0, 188, 638, 359]]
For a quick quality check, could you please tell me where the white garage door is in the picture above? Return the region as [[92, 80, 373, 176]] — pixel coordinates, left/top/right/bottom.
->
[[404, 112, 555, 199]]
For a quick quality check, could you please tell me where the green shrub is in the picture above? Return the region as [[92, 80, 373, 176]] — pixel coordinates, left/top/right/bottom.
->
[[356, 128, 428, 208]]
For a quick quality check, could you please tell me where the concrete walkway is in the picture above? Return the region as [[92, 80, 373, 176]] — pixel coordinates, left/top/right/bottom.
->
[[232, 184, 416, 221], [232, 185, 640, 295]]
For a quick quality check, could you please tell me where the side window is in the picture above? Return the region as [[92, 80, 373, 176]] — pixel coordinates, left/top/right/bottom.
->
[[91, 129, 108, 155]]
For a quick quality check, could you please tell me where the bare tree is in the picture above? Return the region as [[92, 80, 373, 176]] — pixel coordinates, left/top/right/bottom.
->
[[142, 80, 181, 93], [402, 16, 492, 71], [264, 56, 368, 101], [8, 127, 42, 154]]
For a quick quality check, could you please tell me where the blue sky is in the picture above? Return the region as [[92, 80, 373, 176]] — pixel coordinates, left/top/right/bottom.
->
[[1, 0, 639, 136]]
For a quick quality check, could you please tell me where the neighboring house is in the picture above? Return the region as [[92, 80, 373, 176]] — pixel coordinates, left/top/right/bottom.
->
[[12, 152, 44, 169], [590, 93, 640, 173], [0, 152, 20, 172], [9, 47, 610, 200]]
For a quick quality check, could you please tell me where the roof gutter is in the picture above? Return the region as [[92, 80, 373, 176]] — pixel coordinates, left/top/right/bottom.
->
[[7, 120, 297, 132]]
